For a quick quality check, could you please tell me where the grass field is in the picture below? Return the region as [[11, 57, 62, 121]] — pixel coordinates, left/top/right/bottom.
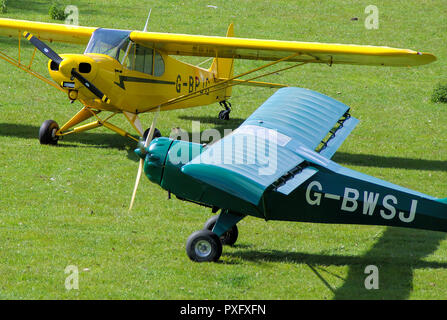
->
[[0, 0, 446, 300]]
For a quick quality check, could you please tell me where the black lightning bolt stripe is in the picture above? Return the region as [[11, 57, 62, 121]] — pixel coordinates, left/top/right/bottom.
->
[[114, 75, 175, 90]]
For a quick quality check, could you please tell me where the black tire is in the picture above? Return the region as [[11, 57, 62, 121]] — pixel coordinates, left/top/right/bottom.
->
[[203, 215, 239, 246], [218, 110, 230, 120], [39, 120, 60, 145], [186, 230, 222, 262], [143, 127, 162, 141]]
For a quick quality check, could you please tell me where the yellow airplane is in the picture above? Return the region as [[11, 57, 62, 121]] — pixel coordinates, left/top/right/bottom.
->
[[0, 17, 436, 145]]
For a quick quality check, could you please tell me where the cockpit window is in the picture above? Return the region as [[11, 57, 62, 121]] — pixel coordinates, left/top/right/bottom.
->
[[122, 43, 165, 77], [154, 51, 165, 76], [132, 44, 153, 75], [85, 28, 131, 61]]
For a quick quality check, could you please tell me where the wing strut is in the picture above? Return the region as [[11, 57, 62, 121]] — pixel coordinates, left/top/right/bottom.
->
[[0, 32, 64, 92], [147, 52, 314, 111]]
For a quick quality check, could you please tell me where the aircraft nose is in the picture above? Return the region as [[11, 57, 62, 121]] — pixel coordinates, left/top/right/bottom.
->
[[57, 54, 96, 78], [58, 57, 77, 77]]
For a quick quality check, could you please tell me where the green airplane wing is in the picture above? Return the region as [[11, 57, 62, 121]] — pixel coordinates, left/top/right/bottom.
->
[[181, 87, 359, 205]]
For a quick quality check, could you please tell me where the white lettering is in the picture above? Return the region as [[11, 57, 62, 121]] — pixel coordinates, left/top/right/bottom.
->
[[380, 195, 397, 220], [399, 199, 417, 223], [306, 181, 323, 206], [341, 188, 359, 212], [363, 191, 380, 215], [364, 5, 379, 30], [65, 5, 79, 26], [364, 265, 379, 289], [64, 265, 79, 290], [180, 304, 214, 318]]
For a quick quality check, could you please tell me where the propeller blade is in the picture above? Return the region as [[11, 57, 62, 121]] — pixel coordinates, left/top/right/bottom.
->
[[71, 69, 111, 104], [23, 31, 111, 104], [23, 32, 63, 65], [128, 107, 160, 211], [129, 158, 145, 212], [143, 109, 160, 148]]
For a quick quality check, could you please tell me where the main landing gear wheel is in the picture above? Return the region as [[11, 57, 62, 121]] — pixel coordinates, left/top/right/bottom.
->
[[218, 101, 231, 120], [143, 127, 162, 141], [39, 120, 60, 145], [203, 215, 239, 246], [218, 109, 230, 120], [186, 230, 222, 262]]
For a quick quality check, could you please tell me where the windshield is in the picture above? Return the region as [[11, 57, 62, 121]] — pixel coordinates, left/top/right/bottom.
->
[[85, 28, 131, 61]]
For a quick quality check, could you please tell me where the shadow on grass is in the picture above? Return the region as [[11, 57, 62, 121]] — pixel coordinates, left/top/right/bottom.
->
[[333, 227, 447, 299], [333, 152, 447, 172], [0, 122, 140, 161], [225, 227, 447, 299], [0, 119, 243, 162], [177, 115, 245, 138], [180, 116, 447, 171], [3, 121, 445, 172]]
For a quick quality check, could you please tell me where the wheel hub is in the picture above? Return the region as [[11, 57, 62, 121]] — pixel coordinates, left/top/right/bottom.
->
[[195, 240, 212, 258]]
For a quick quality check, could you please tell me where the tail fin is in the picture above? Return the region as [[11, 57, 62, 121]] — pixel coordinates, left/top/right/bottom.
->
[[209, 23, 234, 100]]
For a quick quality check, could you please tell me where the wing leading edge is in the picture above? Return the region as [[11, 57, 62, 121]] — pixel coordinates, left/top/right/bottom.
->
[[130, 31, 436, 67]]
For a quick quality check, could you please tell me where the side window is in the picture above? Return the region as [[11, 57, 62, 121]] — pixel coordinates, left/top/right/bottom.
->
[[125, 44, 154, 75], [134, 45, 146, 74], [144, 49, 153, 75], [154, 51, 165, 77]]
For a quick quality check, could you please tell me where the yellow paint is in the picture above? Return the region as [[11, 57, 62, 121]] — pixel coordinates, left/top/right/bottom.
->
[[58, 107, 97, 132], [63, 121, 102, 134], [0, 18, 438, 142], [0, 18, 95, 44], [130, 31, 436, 67]]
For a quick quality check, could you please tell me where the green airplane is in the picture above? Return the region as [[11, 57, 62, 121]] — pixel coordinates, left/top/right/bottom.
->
[[131, 87, 447, 262]]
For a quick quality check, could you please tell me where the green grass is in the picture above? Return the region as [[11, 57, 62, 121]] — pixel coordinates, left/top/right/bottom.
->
[[0, 0, 446, 299]]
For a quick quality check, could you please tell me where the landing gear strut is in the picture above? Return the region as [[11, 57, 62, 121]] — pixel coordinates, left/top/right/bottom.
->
[[186, 210, 245, 262], [218, 100, 231, 120], [203, 215, 238, 246]]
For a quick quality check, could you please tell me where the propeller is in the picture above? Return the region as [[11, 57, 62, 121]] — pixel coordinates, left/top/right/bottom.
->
[[71, 69, 110, 104], [128, 106, 160, 211], [23, 31, 110, 104], [23, 32, 63, 65]]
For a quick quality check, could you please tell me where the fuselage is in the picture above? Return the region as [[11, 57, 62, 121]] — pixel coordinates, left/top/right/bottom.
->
[[140, 137, 447, 234], [47, 28, 228, 114]]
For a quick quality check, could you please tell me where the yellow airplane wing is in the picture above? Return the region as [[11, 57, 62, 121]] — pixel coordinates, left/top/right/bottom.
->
[[130, 31, 436, 67], [0, 18, 96, 44], [0, 18, 436, 66]]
